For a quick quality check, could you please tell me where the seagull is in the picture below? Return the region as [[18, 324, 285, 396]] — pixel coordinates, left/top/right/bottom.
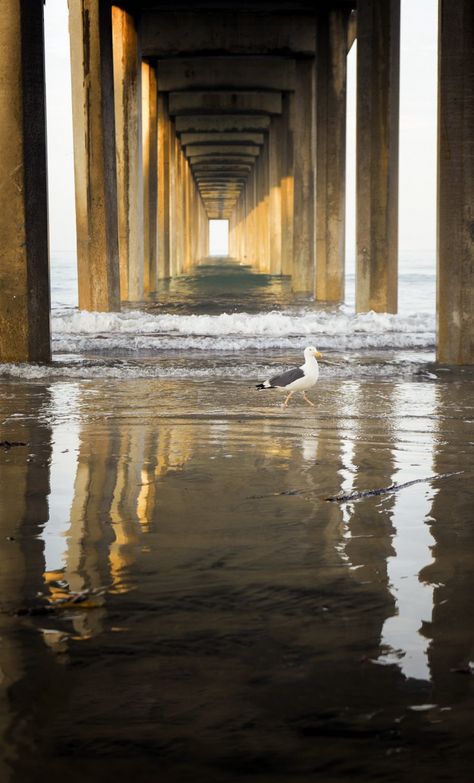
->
[[256, 346, 323, 408]]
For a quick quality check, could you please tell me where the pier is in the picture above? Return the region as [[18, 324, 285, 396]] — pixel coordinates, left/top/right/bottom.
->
[[0, 0, 473, 363]]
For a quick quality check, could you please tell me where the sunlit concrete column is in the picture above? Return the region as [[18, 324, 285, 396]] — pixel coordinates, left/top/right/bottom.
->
[[257, 149, 269, 272], [157, 93, 171, 279], [176, 142, 184, 273], [0, 0, 50, 362], [269, 117, 283, 274], [316, 8, 349, 302], [112, 6, 144, 302], [280, 93, 294, 276], [356, 0, 400, 313], [168, 126, 177, 275], [186, 162, 192, 268], [229, 210, 237, 257], [291, 59, 315, 291], [437, 0, 474, 364], [200, 200, 208, 260], [248, 165, 258, 268], [237, 195, 244, 261], [262, 143, 271, 272], [255, 154, 264, 271], [190, 179, 196, 262], [69, 0, 120, 312], [142, 61, 158, 295]]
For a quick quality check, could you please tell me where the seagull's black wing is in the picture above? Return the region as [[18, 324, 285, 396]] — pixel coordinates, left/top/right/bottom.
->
[[268, 366, 305, 388]]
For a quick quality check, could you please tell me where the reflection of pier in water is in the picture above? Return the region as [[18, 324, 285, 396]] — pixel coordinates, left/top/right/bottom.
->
[[1, 377, 474, 777], [0, 1, 473, 366]]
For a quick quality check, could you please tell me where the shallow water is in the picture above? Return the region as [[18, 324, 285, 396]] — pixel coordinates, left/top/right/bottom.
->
[[1, 259, 474, 781], [1, 372, 474, 782]]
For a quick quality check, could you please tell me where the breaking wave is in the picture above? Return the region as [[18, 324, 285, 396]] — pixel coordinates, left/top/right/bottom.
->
[[50, 308, 435, 353]]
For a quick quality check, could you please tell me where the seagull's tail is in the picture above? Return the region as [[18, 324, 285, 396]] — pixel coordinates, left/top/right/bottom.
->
[[255, 382, 273, 390]]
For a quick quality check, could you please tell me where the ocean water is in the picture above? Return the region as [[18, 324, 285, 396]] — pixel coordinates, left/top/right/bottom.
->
[[2, 251, 437, 380]]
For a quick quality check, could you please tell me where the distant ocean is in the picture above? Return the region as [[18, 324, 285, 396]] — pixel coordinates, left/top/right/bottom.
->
[[2, 251, 437, 381]]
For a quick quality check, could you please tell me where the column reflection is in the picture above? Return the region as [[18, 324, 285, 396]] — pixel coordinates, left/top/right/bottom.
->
[[378, 382, 438, 680], [0, 384, 54, 781]]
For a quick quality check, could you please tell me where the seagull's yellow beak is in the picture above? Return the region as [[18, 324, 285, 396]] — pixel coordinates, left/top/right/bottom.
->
[[313, 350, 323, 359]]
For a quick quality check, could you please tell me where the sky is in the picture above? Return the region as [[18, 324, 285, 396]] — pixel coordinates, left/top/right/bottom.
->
[[44, 0, 438, 263]]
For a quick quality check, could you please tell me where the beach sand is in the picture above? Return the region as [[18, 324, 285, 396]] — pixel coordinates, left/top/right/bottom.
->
[[1, 374, 474, 781]]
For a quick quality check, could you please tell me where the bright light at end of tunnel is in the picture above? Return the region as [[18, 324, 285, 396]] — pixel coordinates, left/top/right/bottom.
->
[[209, 220, 229, 256]]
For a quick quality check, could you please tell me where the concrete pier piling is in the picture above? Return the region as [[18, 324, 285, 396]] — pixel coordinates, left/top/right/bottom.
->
[[356, 0, 400, 314], [0, 1, 472, 364], [69, 0, 120, 313], [437, 0, 474, 364], [0, 0, 50, 363]]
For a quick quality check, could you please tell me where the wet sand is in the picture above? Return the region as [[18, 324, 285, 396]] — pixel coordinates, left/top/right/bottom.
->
[[1, 374, 474, 782]]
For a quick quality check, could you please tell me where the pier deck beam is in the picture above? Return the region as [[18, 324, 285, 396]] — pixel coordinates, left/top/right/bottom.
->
[[316, 8, 349, 303], [0, 0, 50, 362], [437, 0, 474, 364], [69, 0, 120, 312], [356, 0, 400, 314]]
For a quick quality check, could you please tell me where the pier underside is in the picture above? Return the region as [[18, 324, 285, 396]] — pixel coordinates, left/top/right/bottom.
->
[[0, 0, 473, 362]]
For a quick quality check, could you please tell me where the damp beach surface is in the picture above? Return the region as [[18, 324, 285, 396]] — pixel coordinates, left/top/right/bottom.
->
[[1, 370, 474, 782], [1, 259, 473, 780]]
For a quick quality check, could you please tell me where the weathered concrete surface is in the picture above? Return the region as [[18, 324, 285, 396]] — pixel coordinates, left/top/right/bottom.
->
[[175, 115, 271, 133], [169, 91, 282, 116], [268, 116, 282, 274], [195, 177, 247, 184], [155, 57, 296, 91], [0, 0, 51, 362], [180, 132, 265, 146], [356, 0, 400, 313], [190, 156, 256, 166], [142, 61, 157, 293], [315, 8, 349, 302], [280, 93, 294, 276], [185, 145, 260, 158], [157, 93, 171, 279], [112, 7, 144, 302], [69, 0, 120, 312], [192, 164, 252, 172], [437, 0, 474, 363], [141, 12, 316, 57], [291, 59, 315, 292]]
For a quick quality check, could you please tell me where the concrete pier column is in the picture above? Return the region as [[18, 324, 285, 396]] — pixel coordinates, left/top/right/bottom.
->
[[291, 59, 315, 292], [356, 0, 400, 313], [176, 143, 184, 273], [142, 61, 158, 295], [229, 210, 237, 257], [316, 9, 349, 302], [438, 0, 474, 364], [112, 6, 144, 302], [248, 165, 258, 268], [262, 143, 271, 272], [280, 93, 294, 276], [69, 0, 120, 313], [255, 152, 266, 271], [168, 123, 177, 275], [269, 117, 283, 274], [157, 92, 171, 279], [0, 0, 50, 362]]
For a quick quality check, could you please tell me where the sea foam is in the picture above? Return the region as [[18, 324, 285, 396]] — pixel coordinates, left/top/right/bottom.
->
[[50, 308, 435, 353]]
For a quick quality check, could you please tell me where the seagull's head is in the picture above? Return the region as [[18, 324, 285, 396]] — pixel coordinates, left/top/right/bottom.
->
[[305, 345, 323, 360]]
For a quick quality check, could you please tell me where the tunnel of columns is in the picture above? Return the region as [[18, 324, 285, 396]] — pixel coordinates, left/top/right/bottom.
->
[[0, 0, 473, 364]]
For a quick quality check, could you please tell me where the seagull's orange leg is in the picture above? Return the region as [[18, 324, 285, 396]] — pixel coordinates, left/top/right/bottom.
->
[[303, 392, 315, 407], [282, 390, 295, 408]]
